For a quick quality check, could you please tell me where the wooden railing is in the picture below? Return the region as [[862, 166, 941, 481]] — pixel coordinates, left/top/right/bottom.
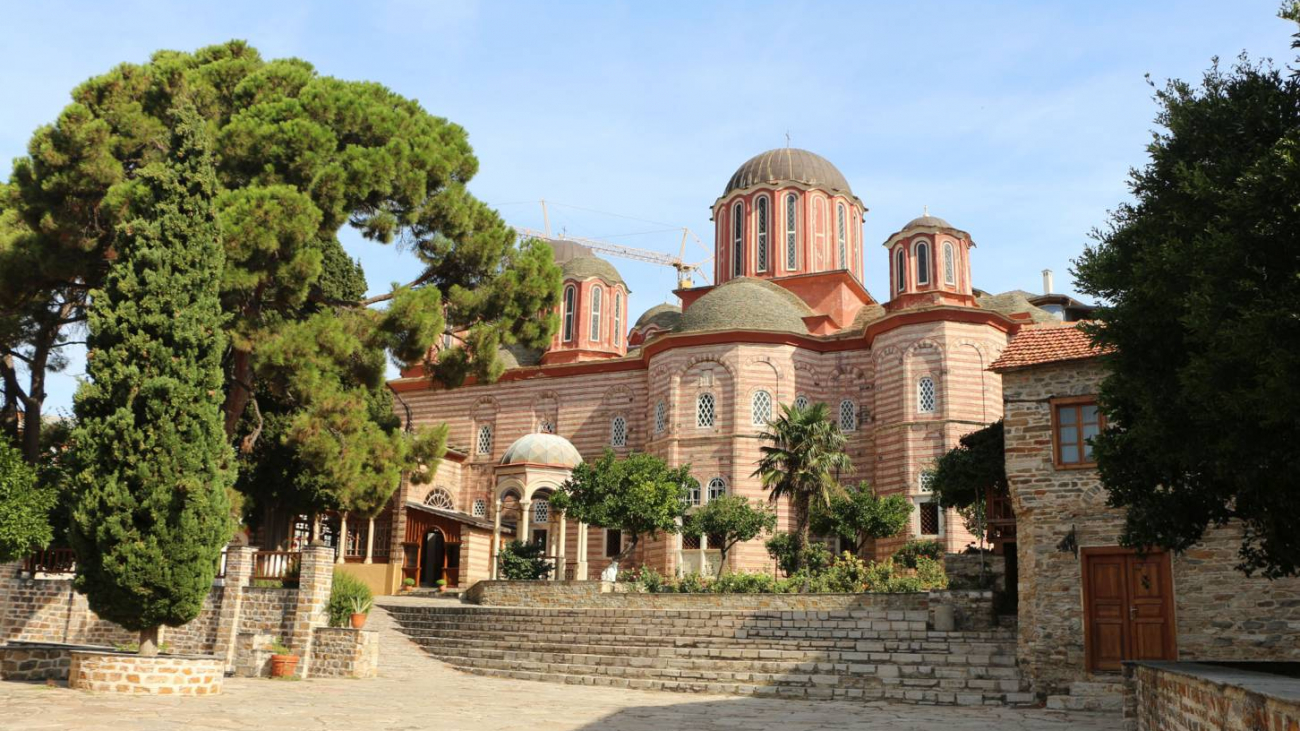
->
[[23, 548, 75, 576], [253, 551, 301, 582]]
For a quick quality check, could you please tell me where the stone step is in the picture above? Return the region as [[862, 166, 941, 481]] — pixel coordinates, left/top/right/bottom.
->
[[1045, 693, 1123, 712], [1069, 680, 1126, 696]]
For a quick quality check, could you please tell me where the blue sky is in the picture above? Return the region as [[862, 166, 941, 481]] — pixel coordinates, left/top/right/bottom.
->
[[1, 0, 1293, 413]]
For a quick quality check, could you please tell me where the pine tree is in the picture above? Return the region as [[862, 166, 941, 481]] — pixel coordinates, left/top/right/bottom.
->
[[69, 104, 233, 654]]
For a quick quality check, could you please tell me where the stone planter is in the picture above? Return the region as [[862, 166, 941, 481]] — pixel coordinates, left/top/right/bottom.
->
[[68, 650, 223, 695]]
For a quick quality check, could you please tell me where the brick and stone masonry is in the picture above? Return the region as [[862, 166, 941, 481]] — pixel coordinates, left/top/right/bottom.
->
[[1123, 662, 1300, 731], [68, 651, 223, 696]]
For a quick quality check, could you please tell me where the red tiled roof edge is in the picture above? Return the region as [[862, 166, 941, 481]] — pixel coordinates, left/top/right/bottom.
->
[[988, 322, 1110, 372]]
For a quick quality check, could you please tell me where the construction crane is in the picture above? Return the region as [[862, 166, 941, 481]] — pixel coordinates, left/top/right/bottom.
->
[[511, 200, 713, 289]]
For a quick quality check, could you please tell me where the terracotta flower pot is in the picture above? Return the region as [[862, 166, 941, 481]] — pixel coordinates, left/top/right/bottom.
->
[[270, 654, 299, 678], [350, 612, 367, 629]]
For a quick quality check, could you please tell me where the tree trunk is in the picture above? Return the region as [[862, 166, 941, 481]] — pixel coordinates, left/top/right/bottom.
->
[[613, 533, 639, 566], [222, 347, 254, 438], [139, 626, 160, 657]]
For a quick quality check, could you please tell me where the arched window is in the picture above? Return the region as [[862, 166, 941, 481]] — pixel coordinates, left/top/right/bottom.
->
[[943, 242, 956, 285], [696, 393, 716, 428], [562, 285, 576, 342], [918, 377, 936, 413], [732, 201, 744, 278], [839, 400, 857, 432], [472, 498, 487, 518], [424, 488, 455, 510], [794, 394, 810, 411], [915, 240, 931, 286], [895, 248, 906, 293], [751, 390, 773, 426], [785, 194, 798, 270], [814, 198, 826, 265], [613, 292, 623, 346], [610, 415, 627, 447], [476, 424, 493, 455], [654, 400, 666, 434], [589, 285, 603, 342], [837, 203, 847, 269], [707, 477, 727, 502], [755, 196, 769, 272], [685, 481, 701, 506]]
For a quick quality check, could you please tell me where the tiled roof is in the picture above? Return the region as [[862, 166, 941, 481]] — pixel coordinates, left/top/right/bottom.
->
[[988, 323, 1108, 372]]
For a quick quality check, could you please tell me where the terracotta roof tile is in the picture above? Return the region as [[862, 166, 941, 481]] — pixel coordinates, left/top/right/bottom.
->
[[989, 323, 1108, 372]]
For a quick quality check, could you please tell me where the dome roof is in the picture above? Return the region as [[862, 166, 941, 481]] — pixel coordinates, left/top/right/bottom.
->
[[677, 278, 812, 335], [723, 148, 856, 199], [500, 433, 583, 468], [883, 210, 972, 247], [903, 214, 953, 230], [561, 255, 627, 290], [634, 303, 682, 331]]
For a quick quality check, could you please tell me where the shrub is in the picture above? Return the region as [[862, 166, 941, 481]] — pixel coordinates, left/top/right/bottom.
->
[[914, 556, 949, 590], [764, 532, 831, 576], [676, 572, 711, 594], [893, 539, 943, 569], [819, 552, 872, 592], [327, 571, 373, 628], [496, 540, 552, 580], [711, 571, 777, 594]]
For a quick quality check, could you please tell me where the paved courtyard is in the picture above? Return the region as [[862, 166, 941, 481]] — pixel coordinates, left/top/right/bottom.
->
[[0, 608, 1119, 731]]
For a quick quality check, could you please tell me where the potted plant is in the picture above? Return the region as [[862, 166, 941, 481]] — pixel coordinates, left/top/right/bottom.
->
[[269, 639, 299, 678], [436, 578, 448, 593], [349, 596, 372, 629], [402, 577, 416, 592]]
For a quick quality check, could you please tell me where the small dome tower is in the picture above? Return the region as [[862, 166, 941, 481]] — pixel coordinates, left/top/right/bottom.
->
[[543, 241, 631, 364], [882, 210, 976, 311]]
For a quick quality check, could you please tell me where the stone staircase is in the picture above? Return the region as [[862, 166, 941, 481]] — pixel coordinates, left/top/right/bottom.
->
[[1046, 680, 1125, 712], [377, 601, 1035, 706]]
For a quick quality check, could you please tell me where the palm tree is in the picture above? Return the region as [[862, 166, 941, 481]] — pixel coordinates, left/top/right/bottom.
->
[[753, 401, 852, 572]]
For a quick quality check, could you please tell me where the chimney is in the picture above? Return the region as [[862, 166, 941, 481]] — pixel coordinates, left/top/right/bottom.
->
[[1042, 269, 1054, 294]]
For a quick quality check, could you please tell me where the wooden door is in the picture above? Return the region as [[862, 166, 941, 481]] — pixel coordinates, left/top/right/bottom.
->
[[1082, 549, 1176, 672]]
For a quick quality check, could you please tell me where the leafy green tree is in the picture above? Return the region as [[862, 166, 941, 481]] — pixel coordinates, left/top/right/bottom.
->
[[68, 106, 234, 656], [810, 481, 912, 555], [764, 532, 832, 576], [550, 450, 694, 566], [1073, 11, 1300, 577], [496, 540, 553, 581], [0, 41, 559, 520], [683, 495, 776, 577], [0, 439, 55, 562], [927, 420, 1005, 578], [753, 402, 851, 572]]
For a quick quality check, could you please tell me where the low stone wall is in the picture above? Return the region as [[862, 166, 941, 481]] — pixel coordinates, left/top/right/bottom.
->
[[463, 581, 995, 629], [239, 587, 295, 639], [68, 650, 224, 696], [943, 552, 1006, 591], [1124, 662, 1300, 731], [309, 627, 378, 678], [0, 641, 92, 681]]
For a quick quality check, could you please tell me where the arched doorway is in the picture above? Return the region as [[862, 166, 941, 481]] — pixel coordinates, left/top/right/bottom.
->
[[421, 529, 445, 586]]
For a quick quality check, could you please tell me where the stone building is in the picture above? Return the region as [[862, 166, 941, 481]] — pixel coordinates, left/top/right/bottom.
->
[[990, 323, 1300, 698]]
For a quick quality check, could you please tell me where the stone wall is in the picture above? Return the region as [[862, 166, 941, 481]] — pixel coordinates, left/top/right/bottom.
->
[[309, 628, 378, 678], [0, 642, 75, 681], [1123, 662, 1300, 731], [238, 587, 295, 639], [68, 651, 224, 696], [943, 552, 1005, 591], [0, 574, 136, 648], [1002, 359, 1300, 696]]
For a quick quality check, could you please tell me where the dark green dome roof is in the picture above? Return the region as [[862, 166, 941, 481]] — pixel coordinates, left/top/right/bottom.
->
[[677, 278, 811, 335], [634, 303, 682, 331], [561, 255, 626, 290]]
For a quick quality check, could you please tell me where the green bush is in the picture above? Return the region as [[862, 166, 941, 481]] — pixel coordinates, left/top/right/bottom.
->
[[914, 556, 949, 590], [818, 552, 872, 592], [710, 571, 777, 594], [496, 540, 552, 580], [676, 572, 711, 593], [893, 539, 944, 569], [617, 566, 668, 593], [327, 571, 373, 628], [764, 532, 831, 575]]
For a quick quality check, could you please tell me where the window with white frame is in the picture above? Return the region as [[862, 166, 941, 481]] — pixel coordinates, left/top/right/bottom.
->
[[707, 477, 727, 502], [915, 240, 931, 285], [732, 201, 745, 277], [613, 292, 622, 346], [684, 480, 701, 506], [424, 488, 455, 510], [943, 242, 956, 285], [696, 393, 715, 428], [471, 498, 487, 518], [838, 400, 857, 432], [895, 247, 906, 293], [837, 203, 847, 269], [751, 390, 773, 426], [654, 400, 666, 433], [785, 194, 798, 270], [610, 415, 627, 447], [756, 196, 769, 272], [795, 394, 810, 410], [589, 286, 603, 342], [562, 285, 576, 342], [476, 424, 493, 455], [918, 377, 936, 413], [533, 500, 549, 524]]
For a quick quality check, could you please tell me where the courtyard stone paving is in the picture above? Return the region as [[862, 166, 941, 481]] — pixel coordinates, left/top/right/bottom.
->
[[0, 606, 1120, 731]]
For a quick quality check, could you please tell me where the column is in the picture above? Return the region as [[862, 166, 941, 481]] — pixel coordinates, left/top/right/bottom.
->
[[674, 517, 684, 578], [336, 512, 348, 565], [491, 499, 502, 580], [212, 544, 256, 672], [364, 517, 375, 564], [576, 521, 589, 581], [698, 534, 708, 576], [291, 544, 334, 678], [519, 499, 532, 545], [556, 512, 567, 581]]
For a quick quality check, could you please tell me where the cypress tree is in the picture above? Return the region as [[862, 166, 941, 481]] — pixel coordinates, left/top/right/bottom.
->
[[69, 104, 233, 655]]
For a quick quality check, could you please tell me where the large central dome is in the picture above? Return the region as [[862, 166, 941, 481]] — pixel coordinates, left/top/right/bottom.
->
[[723, 148, 854, 198]]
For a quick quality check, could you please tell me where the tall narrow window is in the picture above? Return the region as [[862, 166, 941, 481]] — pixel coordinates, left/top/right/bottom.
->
[[613, 293, 623, 346], [476, 424, 493, 455], [918, 377, 936, 413], [610, 416, 627, 447], [755, 196, 769, 272], [707, 477, 727, 502], [654, 401, 666, 433], [751, 390, 773, 426], [785, 194, 798, 270], [943, 242, 956, 285], [838, 400, 857, 432], [895, 248, 906, 293], [696, 393, 715, 428], [562, 285, 576, 342], [814, 198, 826, 266], [837, 203, 847, 269], [732, 201, 744, 278], [916, 241, 931, 286], [589, 286, 603, 342], [685, 482, 701, 506], [605, 529, 622, 557]]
